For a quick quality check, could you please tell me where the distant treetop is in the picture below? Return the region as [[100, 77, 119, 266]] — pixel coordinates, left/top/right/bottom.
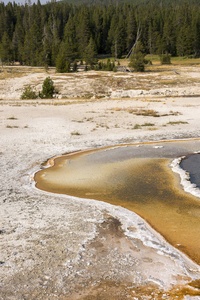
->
[[61, 0, 200, 6]]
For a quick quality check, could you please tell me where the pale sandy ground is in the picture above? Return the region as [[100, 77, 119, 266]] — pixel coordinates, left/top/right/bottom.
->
[[1, 66, 200, 299]]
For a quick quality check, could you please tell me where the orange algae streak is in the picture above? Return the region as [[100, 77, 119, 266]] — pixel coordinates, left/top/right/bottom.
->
[[35, 152, 200, 265]]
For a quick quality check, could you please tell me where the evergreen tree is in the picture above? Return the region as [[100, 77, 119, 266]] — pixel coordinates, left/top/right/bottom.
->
[[12, 16, 25, 63], [23, 23, 42, 65], [49, 13, 61, 66], [162, 11, 176, 55], [91, 7, 103, 53], [175, 3, 194, 56], [108, 14, 118, 57], [63, 16, 78, 62], [193, 14, 200, 57], [39, 77, 55, 98], [0, 32, 12, 64], [56, 51, 71, 73], [41, 23, 53, 67], [176, 25, 194, 57], [21, 85, 38, 99], [0, 10, 5, 42], [148, 16, 163, 54], [83, 37, 97, 67], [115, 15, 127, 58], [102, 7, 110, 53], [76, 7, 90, 58], [126, 9, 137, 53], [129, 41, 145, 72]]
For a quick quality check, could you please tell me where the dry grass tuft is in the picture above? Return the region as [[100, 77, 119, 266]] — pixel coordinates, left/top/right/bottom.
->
[[114, 107, 122, 111], [6, 125, 19, 128], [111, 107, 181, 117], [141, 122, 155, 126], [71, 131, 81, 136], [167, 121, 188, 125], [7, 116, 18, 120], [134, 109, 159, 117], [133, 124, 141, 129]]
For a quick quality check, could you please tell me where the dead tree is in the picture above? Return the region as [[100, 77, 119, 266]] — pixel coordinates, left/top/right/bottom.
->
[[123, 26, 142, 72]]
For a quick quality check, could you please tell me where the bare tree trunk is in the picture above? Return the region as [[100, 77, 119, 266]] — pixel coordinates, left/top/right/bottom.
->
[[125, 26, 141, 60], [123, 25, 141, 72]]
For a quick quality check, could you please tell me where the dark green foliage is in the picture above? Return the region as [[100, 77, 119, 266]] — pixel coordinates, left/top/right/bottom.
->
[[21, 85, 38, 99], [1, 0, 200, 67], [23, 24, 43, 66], [160, 54, 171, 64], [39, 77, 55, 99], [83, 37, 97, 67], [108, 14, 126, 58], [103, 59, 115, 71], [129, 42, 145, 72], [76, 7, 90, 58], [63, 16, 78, 62], [56, 53, 71, 72], [95, 59, 116, 71], [73, 60, 78, 72], [126, 10, 137, 53], [144, 58, 152, 65], [66, 61, 71, 73], [0, 32, 12, 63]]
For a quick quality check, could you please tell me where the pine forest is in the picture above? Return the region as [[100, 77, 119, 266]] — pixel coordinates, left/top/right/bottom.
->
[[1, 0, 200, 67]]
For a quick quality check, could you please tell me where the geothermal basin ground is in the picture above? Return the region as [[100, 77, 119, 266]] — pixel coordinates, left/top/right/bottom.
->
[[1, 63, 200, 299]]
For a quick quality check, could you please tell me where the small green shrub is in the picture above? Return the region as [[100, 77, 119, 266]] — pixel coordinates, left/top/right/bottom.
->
[[133, 124, 141, 129], [141, 122, 155, 126], [129, 42, 146, 72], [144, 58, 152, 65], [21, 85, 38, 99], [160, 54, 171, 65], [95, 59, 116, 71], [71, 131, 81, 135], [39, 77, 55, 99]]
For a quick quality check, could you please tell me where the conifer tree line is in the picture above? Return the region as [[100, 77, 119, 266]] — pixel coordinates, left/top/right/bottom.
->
[[1, 0, 200, 67]]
